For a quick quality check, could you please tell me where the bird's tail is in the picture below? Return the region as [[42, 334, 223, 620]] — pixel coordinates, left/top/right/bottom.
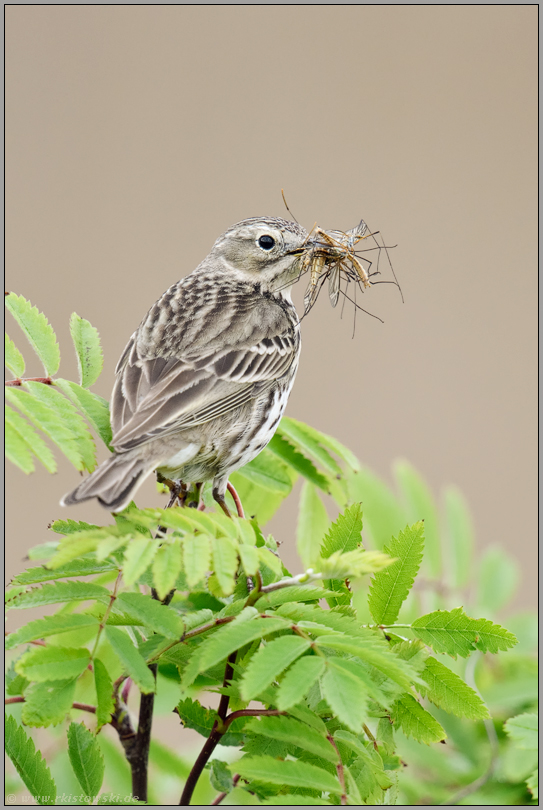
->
[[60, 453, 154, 513]]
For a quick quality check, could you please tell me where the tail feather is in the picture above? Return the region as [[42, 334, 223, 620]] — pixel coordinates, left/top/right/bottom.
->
[[60, 454, 154, 513]]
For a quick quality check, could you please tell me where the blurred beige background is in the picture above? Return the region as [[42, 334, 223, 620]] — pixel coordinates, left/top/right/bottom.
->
[[5, 6, 537, 611]]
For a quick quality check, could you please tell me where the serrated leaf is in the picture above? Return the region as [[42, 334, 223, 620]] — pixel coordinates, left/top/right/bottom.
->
[[5, 418, 35, 473], [268, 433, 329, 490], [320, 503, 363, 559], [411, 606, 518, 658], [47, 530, 114, 569], [198, 614, 289, 672], [334, 729, 393, 793], [240, 635, 311, 700], [176, 697, 246, 746], [5, 714, 56, 804], [49, 518, 101, 535], [345, 466, 406, 551], [229, 471, 288, 525], [6, 386, 85, 471], [5, 580, 111, 610], [94, 658, 115, 730], [105, 626, 156, 693], [5, 293, 60, 376], [278, 417, 343, 476], [22, 679, 78, 727], [116, 592, 184, 638], [390, 693, 447, 744], [122, 536, 157, 585], [5, 332, 26, 377], [504, 713, 538, 749], [254, 585, 330, 611], [12, 558, 117, 585], [5, 406, 57, 472], [212, 536, 239, 596], [6, 614, 100, 649], [318, 548, 394, 579], [67, 722, 105, 798], [238, 544, 259, 576], [527, 768, 538, 800], [297, 482, 329, 568], [321, 658, 369, 732], [210, 759, 233, 792], [233, 755, 341, 794], [444, 486, 474, 589], [16, 646, 91, 682], [152, 538, 182, 600], [55, 379, 112, 448], [246, 715, 338, 763], [276, 655, 326, 710], [316, 632, 417, 690], [417, 657, 490, 719], [69, 312, 104, 388], [394, 460, 441, 578], [236, 447, 293, 493], [368, 521, 424, 625]]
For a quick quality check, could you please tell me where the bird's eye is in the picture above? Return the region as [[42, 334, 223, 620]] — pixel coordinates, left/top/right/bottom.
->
[[258, 235, 275, 250]]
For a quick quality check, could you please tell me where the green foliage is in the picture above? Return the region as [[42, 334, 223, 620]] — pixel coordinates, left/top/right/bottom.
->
[[4, 295, 536, 807]]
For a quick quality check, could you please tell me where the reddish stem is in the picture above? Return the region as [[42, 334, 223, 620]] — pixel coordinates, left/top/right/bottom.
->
[[226, 482, 245, 518], [5, 377, 53, 386], [5, 696, 96, 714]]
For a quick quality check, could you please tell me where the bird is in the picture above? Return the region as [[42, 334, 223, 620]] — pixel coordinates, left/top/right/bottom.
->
[[61, 216, 313, 517]]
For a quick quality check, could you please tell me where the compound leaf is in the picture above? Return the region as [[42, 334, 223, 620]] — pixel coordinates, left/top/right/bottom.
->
[[5, 332, 25, 377], [268, 433, 329, 490], [368, 521, 424, 625], [390, 693, 447, 744], [22, 679, 78, 727], [320, 503, 363, 559], [321, 658, 369, 732], [152, 538, 182, 600], [417, 657, 490, 719], [69, 313, 103, 388], [6, 614, 99, 650], [276, 655, 326, 711], [240, 635, 311, 701], [412, 607, 518, 658], [5, 406, 57, 472], [233, 755, 341, 794], [245, 715, 338, 763], [105, 627, 156, 693], [5, 714, 56, 804], [5, 581, 110, 610], [67, 722, 105, 798], [5, 293, 60, 376]]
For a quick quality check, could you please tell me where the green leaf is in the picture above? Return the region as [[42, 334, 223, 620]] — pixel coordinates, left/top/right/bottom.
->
[[152, 538, 182, 600], [236, 448, 293, 493], [67, 722, 105, 799], [210, 759, 234, 793], [411, 606, 518, 658], [94, 658, 115, 730], [12, 558, 117, 585], [55, 379, 112, 448], [212, 536, 239, 596], [333, 730, 393, 794], [390, 693, 447, 744], [182, 533, 211, 588], [527, 768, 538, 800], [122, 537, 157, 585], [318, 548, 395, 580], [277, 417, 343, 476], [49, 518, 101, 535], [238, 544, 259, 577], [5, 406, 57, 472], [443, 486, 474, 589], [6, 614, 100, 649], [417, 657, 490, 719], [240, 635, 311, 700], [176, 697, 246, 746], [5, 417, 35, 473], [233, 755, 341, 794], [315, 632, 418, 690], [268, 433, 329, 490], [368, 521, 424, 625], [105, 626, 156, 693], [320, 503, 363, 559], [345, 466, 405, 551], [276, 656, 326, 710], [321, 658, 369, 732], [229, 471, 288, 524], [69, 312, 104, 388], [5, 386, 87, 471], [504, 713, 538, 749], [116, 592, 184, 638], [22, 679, 78, 727], [5, 332, 25, 377], [245, 715, 338, 763], [5, 293, 60, 376], [5, 580, 111, 609], [197, 614, 289, 672], [477, 545, 520, 613], [5, 714, 56, 805], [254, 585, 331, 611], [394, 460, 441, 578], [297, 482, 329, 568], [16, 646, 91, 682]]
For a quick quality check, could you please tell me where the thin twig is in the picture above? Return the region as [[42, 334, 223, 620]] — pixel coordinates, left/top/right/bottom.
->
[[5, 377, 53, 386], [5, 696, 97, 714], [327, 735, 347, 805], [211, 774, 240, 806]]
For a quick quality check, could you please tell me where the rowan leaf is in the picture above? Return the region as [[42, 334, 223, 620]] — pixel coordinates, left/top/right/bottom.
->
[[504, 713, 538, 749], [276, 655, 326, 710], [122, 537, 157, 586], [297, 482, 329, 568], [5, 293, 60, 376], [268, 433, 329, 490], [391, 693, 447, 744], [12, 558, 118, 585], [320, 503, 364, 559], [368, 521, 424, 625], [5, 418, 35, 473], [417, 657, 490, 719], [277, 417, 343, 476], [411, 607, 518, 658], [69, 312, 103, 388], [67, 722, 105, 799], [55, 379, 112, 448], [5, 714, 56, 804], [5, 406, 57, 472], [152, 537, 182, 599], [197, 613, 289, 672], [5, 332, 25, 377], [212, 536, 239, 596], [16, 646, 91, 682], [240, 635, 311, 700], [5, 580, 110, 610], [321, 658, 369, 732], [176, 697, 246, 746], [105, 626, 156, 693], [22, 679, 78, 727], [233, 755, 341, 794], [116, 592, 184, 639], [245, 715, 338, 763], [182, 533, 211, 588], [94, 658, 115, 730], [6, 614, 100, 649], [237, 448, 293, 494], [238, 544, 260, 577], [316, 632, 418, 690]]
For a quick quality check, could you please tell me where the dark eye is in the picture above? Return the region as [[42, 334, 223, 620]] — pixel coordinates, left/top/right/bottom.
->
[[258, 235, 275, 250]]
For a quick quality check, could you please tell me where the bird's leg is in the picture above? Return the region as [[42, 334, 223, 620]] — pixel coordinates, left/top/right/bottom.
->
[[186, 482, 203, 509], [227, 481, 245, 518], [212, 486, 232, 519]]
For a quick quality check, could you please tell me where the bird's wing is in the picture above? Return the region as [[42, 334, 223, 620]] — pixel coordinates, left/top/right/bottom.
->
[[110, 284, 299, 452]]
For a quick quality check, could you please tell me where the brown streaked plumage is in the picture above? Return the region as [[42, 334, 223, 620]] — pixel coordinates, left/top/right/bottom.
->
[[61, 217, 311, 515]]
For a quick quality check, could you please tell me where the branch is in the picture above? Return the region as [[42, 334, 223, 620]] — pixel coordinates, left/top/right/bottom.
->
[[328, 735, 347, 805], [5, 377, 53, 386]]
